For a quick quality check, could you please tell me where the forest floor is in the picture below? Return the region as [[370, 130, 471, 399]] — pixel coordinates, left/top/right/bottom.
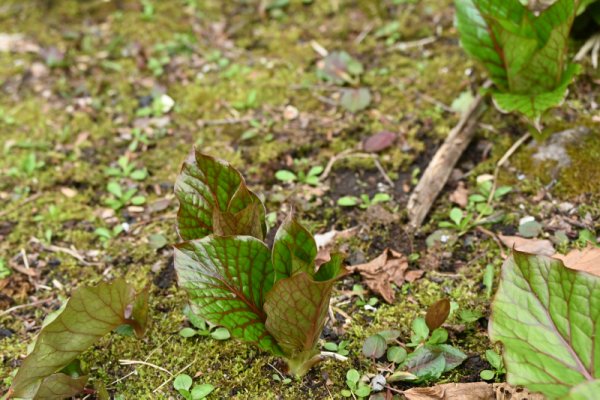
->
[[0, 0, 598, 399]]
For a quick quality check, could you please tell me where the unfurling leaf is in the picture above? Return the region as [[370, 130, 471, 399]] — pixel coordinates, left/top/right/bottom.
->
[[11, 279, 149, 399], [264, 257, 344, 357], [272, 215, 318, 281], [455, 0, 580, 126], [174, 236, 282, 355], [489, 251, 600, 399], [175, 150, 266, 241], [425, 298, 450, 331]]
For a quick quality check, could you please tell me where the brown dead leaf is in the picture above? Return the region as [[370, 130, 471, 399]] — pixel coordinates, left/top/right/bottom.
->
[[498, 234, 556, 257], [403, 382, 544, 400], [403, 382, 493, 400], [492, 383, 544, 400], [425, 298, 450, 331], [449, 182, 469, 208], [553, 246, 600, 277], [346, 248, 423, 303], [60, 187, 77, 198]]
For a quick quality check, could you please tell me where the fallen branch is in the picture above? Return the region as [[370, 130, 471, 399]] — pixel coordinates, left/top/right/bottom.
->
[[407, 81, 491, 229]]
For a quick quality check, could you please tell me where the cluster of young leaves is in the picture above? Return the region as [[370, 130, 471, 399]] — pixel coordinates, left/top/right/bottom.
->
[[174, 150, 346, 376], [455, 0, 581, 131], [173, 374, 214, 400], [489, 251, 600, 399], [439, 177, 511, 235], [360, 299, 467, 388], [9, 279, 149, 399]]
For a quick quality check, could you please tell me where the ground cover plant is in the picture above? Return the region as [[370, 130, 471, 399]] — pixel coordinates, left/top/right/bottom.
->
[[0, 0, 598, 399]]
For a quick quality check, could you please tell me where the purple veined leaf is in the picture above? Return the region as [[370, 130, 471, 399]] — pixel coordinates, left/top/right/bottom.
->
[[455, 0, 580, 125], [175, 150, 266, 241], [272, 215, 318, 281], [11, 279, 149, 399], [264, 254, 345, 374], [174, 235, 283, 355], [362, 131, 397, 153], [489, 251, 600, 399]]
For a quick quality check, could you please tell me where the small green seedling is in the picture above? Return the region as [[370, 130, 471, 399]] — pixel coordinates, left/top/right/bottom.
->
[[338, 193, 391, 209], [128, 128, 151, 152], [0, 258, 11, 279], [8, 152, 44, 177], [179, 306, 231, 340], [271, 374, 292, 384], [232, 89, 258, 110], [104, 181, 146, 210], [341, 369, 371, 399], [275, 165, 323, 186], [94, 225, 124, 243], [352, 284, 378, 307], [438, 208, 473, 235], [105, 156, 147, 180], [480, 349, 505, 381], [483, 264, 495, 298], [173, 374, 215, 400], [323, 340, 350, 356]]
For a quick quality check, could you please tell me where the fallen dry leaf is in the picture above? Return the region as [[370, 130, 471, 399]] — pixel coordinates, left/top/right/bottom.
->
[[492, 383, 544, 400], [0, 33, 40, 53], [498, 234, 555, 257], [425, 298, 450, 331], [553, 245, 600, 277], [362, 131, 396, 153], [314, 227, 357, 249], [403, 382, 544, 400], [346, 248, 423, 303], [60, 187, 77, 198], [403, 382, 492, 400], [449, 182, 469, 208]]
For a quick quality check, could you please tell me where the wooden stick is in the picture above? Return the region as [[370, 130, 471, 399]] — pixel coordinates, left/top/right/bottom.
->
[[407, 81, 491, 229]]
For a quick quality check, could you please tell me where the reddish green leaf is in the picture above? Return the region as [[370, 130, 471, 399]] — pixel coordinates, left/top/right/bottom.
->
[[402, 344, 467, 382], [176, 151, 266, 241], [272, 215, 317, 281], [175, 236, 282, 355], [489, 251, 600, 399], [11, 279, 148, 399], [455, 0, 580, 122], [362, 334, 387, 358], [264, 266, 345, 357], [34, 374, 88, 400]]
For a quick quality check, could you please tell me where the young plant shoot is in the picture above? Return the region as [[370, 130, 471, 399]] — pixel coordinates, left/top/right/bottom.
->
[[174, 150, 346, 377]]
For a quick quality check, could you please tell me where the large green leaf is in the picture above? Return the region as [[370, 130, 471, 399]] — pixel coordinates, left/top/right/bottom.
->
[[174, 236, 282, 355], [175, 151, 266, 241], [11, 279, 149, 399], [34, 374, 88, 400], [455, 0, 579, 122], [567, 380, 600, 400], [489, 251, 600, 399], [264, 257, 345, 357], [272, 215, 317, 281]]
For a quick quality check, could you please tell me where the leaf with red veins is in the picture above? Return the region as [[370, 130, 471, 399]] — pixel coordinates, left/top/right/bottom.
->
[[176, 150, 265, 241], [264, 256, 345, 357], [11, 279, 149, 399], [272, 215, 318, 281], [175, 235, 282, 355], [489, 251, 600, 399]]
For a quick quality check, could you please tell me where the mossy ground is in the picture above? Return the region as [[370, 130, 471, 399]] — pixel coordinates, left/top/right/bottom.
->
[[0, 0, 598, 399]]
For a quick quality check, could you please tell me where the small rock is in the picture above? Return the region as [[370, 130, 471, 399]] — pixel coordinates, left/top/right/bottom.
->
[[558, 202, 574, 213], [283, 105, 299, 120]]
